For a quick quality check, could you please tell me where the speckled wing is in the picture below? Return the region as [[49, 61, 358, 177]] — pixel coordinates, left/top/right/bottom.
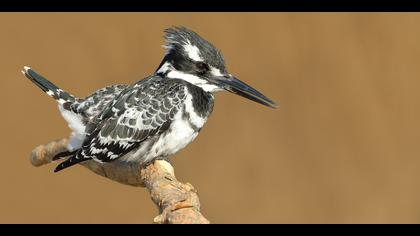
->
[[68, 84, 129, 119], [76, 77, 188, 163]]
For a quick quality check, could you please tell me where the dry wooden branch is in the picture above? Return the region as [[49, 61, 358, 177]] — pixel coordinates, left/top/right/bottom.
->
[[29, 138, 209, 224]]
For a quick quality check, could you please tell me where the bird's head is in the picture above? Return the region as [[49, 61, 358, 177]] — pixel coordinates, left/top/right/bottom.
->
[[156, 26, 277, 108]]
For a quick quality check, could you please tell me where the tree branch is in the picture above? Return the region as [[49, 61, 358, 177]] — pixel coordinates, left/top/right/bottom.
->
[[29, 139, 209, 224]]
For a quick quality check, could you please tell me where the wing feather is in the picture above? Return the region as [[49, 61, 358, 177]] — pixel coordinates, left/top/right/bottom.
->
[[74, 77, 187, 162]]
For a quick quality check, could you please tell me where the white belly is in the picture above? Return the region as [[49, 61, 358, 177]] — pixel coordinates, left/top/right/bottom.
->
[[121, 107, 206, 164], [149, 118, 199, 160]]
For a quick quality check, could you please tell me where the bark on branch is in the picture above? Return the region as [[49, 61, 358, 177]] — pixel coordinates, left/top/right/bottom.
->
[[29, 138, 209, 224]]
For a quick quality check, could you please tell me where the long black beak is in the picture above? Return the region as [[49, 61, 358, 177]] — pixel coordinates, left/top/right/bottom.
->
[[213, 75, 277, 109]]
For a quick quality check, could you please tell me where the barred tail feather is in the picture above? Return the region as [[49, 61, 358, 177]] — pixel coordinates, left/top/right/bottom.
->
[[22, 66, 76, 105], [54, 153, 89, 172]]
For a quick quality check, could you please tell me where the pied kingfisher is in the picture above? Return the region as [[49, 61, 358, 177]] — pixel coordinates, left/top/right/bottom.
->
[[23, 27, 276, 173]]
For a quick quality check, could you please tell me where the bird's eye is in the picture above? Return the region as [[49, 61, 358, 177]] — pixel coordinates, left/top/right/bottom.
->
[[196, 62, 209, 73]]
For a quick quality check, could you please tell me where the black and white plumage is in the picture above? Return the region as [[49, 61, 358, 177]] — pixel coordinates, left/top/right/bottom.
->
[[23, 26, 276, 173]]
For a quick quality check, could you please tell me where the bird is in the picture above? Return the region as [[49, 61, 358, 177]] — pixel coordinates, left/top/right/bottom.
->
[[22, 26, 276, 173]]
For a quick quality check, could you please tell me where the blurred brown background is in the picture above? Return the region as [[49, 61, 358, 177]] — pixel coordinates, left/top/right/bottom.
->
[[1, 13, 420, 223]]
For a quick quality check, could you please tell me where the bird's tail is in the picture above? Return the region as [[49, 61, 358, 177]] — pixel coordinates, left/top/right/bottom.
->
[[54, 151, 89, 173], [21, 66, 76, 105]]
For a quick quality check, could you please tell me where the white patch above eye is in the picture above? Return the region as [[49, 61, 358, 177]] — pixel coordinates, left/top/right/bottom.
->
[[183, 41, 203, 61]]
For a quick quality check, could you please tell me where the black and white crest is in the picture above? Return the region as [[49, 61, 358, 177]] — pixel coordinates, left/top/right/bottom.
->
[[159, 27, 227, 74]]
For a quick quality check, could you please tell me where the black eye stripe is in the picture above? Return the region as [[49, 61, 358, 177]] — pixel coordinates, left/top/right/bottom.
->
[[196, 62, 209, 72]]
